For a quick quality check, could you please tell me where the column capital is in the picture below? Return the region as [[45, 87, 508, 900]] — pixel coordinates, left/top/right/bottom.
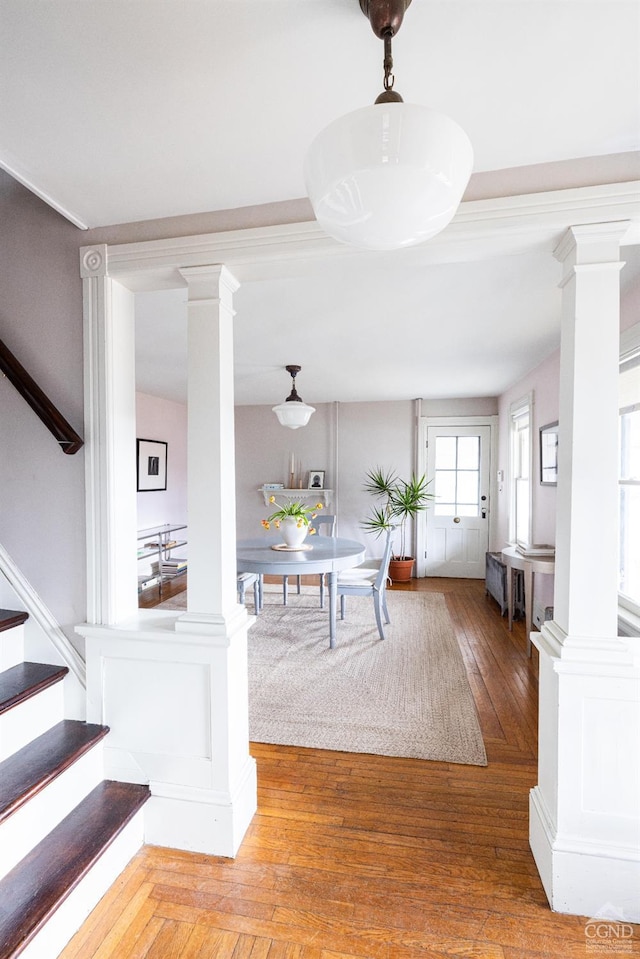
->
[[554, 221, 630, 268], [79, 244, 108, 279], [178, 264, 240, 302]]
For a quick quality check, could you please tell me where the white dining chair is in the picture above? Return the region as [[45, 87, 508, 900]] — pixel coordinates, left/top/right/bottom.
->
[[336, 529, 393, 640], [237, 571, 262, 613], [282, 513, 336, 607]]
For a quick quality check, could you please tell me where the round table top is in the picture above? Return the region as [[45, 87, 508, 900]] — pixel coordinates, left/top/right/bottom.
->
[[237, 536, 366, 575]]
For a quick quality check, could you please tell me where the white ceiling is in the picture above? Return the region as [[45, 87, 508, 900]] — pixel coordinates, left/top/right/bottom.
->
[[135, 248, 565, 406], [2, 1, 639, 405]]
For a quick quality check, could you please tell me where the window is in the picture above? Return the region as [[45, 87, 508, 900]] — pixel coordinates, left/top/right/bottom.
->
[[619, 354, 640, 616], [509, 394, 533, 546]]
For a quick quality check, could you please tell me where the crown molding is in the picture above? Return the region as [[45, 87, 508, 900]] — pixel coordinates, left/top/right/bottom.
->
[[81, 181, 640, 293]]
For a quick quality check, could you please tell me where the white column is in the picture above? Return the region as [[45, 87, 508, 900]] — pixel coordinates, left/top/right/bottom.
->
[[530, 223, 640, 923], [80, 245, 138, 625], [553, 225, 623, 639], [177, 264, 243, 631], [80, 260, 257, 857]]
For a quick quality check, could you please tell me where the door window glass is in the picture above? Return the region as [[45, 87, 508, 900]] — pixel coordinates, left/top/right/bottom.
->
[[433, 435, 480, 516]]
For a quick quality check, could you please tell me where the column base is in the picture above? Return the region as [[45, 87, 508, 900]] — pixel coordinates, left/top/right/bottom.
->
[[530, 786, 640, 922], [144, 755, 257, 857]]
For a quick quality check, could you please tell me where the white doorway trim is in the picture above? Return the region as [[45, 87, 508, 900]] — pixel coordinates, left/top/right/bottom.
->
[[416, 415, 498, 578]]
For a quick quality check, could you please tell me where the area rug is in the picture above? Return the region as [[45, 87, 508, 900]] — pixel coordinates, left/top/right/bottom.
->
[[158, 588, 487, 766]]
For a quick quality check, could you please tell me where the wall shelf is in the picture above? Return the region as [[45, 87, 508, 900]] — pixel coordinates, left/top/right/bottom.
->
[[259, 487, 333, 508]]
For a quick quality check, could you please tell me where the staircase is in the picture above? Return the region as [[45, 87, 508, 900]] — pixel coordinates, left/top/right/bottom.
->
[[0, 609, 150, 959]]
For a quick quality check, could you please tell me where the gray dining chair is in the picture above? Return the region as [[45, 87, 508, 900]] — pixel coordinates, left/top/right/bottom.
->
[[237, 571, 262, 613], [336, 529, 393, 640], [283, 513, 336, 607]]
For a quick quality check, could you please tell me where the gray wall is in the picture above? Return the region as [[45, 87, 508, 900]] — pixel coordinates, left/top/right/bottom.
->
[[0, 174, 87, 635], [235, 399, 414, 560]]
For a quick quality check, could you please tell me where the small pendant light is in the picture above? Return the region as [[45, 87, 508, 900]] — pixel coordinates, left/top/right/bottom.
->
[[272, 365, 316, 429]]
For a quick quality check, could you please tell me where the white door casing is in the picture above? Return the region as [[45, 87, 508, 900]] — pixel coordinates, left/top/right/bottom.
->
[[420, 418, 496, 578]]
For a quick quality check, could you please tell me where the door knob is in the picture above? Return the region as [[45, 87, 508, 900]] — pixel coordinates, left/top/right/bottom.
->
[[453, 516, 461, 524]]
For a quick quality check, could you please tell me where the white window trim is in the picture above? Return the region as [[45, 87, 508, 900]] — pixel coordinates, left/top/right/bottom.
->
[[619, 321, 640, 633], [508, 391, 534, 546]]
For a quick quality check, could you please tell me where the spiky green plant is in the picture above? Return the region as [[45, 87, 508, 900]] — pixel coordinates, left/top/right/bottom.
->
[[361, 466, 433, 559]]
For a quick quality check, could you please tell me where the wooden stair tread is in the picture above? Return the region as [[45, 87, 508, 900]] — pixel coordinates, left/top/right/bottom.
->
[[0, 720, 109, 823], [0, 661, 68, 715], [0, 609, 28, 634], [0, 779, 150, 958]]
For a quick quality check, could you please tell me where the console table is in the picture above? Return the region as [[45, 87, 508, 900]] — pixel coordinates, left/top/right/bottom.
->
[[501, 546, 555, 657]]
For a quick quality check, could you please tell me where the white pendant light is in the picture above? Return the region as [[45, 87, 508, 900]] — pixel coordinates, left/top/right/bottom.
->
[[304, 0, 473, 252], [272, 365, 316, 430]]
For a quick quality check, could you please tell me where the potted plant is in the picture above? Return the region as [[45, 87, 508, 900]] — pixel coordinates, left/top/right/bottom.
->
[[361, 467, 433, 582], [262, 496, 324, 548]]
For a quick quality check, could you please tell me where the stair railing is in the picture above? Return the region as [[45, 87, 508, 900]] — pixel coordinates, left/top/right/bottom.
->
[[0, 338, 83, 454]]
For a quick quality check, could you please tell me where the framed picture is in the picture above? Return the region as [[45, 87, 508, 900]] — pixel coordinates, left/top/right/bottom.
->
[[539, 422, 559, 486], [137, 438, 167, 491], [308, 470, 325, 490]]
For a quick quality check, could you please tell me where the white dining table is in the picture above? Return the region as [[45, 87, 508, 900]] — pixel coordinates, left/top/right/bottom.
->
[[237, 536, 366, 648]]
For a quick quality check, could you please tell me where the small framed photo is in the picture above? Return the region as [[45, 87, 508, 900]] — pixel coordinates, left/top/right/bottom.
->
[[539, 422, 559, 486], [137, 438, 168, 492], [308, 470, 325, 490]]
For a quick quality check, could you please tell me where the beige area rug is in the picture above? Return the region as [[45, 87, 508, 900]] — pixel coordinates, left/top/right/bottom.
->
[[158, 588, 487, 766]]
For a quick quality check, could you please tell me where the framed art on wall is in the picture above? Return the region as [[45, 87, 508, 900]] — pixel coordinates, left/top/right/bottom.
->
[[137, 438, 168, 491], [308, 470, 325, 490], [539, 422, 558, 486]]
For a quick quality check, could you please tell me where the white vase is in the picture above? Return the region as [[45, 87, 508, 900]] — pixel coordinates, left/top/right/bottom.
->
[[280, 517, 308, 548]]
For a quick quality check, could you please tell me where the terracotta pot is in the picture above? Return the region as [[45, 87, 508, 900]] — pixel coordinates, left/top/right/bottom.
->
[[389, 557, 414, 583]]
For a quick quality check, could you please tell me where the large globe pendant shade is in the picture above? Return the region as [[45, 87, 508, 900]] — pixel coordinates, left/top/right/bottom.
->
[[272, 399, 316, 430], [304, 101, 474, 251]]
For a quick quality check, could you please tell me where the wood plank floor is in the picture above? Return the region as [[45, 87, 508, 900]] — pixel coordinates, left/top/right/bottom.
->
[[60, 578, 635, 959]]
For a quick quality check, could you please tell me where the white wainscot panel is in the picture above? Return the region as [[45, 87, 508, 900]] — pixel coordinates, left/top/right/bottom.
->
[[104, 658, 211, 759], [582, 695, 640, 821]]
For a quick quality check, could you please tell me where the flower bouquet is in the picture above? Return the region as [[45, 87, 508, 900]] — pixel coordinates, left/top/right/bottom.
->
[[262, 496, 324, 548]]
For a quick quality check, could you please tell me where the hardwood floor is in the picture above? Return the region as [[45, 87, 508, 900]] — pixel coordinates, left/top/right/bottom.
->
[[60, 578, 625, 959], [138, 572, 187, 609]]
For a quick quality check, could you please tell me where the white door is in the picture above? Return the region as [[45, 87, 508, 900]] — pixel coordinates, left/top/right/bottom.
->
[[424, 424, 491, 577]]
